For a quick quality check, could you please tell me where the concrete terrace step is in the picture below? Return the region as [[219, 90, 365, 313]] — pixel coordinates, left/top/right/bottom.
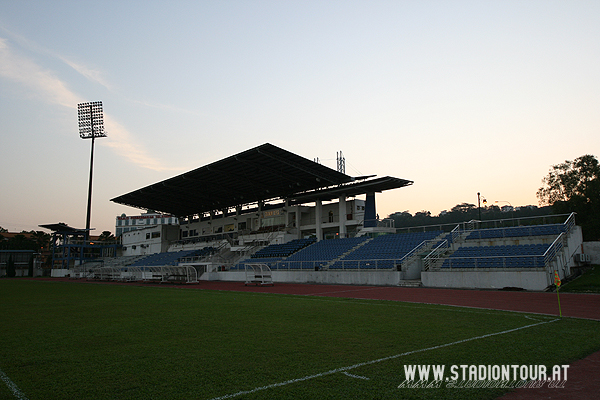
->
[[398, 279, 422, 288]]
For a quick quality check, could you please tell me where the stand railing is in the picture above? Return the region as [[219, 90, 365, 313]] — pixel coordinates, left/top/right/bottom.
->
[[423, 240, 450, 271]]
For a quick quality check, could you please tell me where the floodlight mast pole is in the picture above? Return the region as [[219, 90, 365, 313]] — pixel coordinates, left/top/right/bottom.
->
[[78, 101, 106, 243], [85, 103, 95, 242]]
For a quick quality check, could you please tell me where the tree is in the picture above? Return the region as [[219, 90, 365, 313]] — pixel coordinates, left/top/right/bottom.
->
[[537, 154, 600, 240], [451, 203, 477, 214], [30, 231, 51, 251], [7, 234, 31, 250], [98, 231, 115, 241]]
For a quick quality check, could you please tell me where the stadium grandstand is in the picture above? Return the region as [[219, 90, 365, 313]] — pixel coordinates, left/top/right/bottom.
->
[[46, 143, 588, 290]]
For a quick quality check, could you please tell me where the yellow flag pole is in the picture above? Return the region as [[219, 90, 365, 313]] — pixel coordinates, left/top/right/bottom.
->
[[554, 270, 562, 318], [556, 287, 562, 318]]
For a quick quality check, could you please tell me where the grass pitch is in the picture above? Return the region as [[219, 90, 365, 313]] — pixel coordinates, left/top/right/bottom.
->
[[1, 279, 599, 400], [561, 265, 600, 293]]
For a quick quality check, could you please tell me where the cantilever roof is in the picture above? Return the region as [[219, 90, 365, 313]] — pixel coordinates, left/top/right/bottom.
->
[[288, 176, 413, 204], [111, 143, 414, 217], [111, 143, 355, 217], [39, 223, 86, 233]]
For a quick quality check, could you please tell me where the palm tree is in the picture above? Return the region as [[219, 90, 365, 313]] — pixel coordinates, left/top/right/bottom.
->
[[31, 231, 51, 251], [98, 231, 115, 242]]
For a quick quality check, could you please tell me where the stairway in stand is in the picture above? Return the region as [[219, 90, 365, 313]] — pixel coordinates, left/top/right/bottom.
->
[[398, 279, 422, 288]]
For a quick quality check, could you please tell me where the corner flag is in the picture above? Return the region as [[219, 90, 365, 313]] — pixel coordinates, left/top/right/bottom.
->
[[554, 271, 562, 317]]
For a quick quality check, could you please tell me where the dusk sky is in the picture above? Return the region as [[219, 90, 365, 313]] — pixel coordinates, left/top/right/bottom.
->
[[1, 1, 599, 234]]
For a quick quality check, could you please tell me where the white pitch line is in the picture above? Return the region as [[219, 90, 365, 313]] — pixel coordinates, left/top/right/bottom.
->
[[0, 368, 28, 400], [301, 287, 386, 296], [342, 371, 370, 380], [207, 318, 559, 400]]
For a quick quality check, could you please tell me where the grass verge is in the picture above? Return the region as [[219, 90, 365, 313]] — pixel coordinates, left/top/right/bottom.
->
[[561, 265, 600, 293]]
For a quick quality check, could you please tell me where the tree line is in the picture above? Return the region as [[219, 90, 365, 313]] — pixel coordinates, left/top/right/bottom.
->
[[387, 204, 553, 230], [387, 154, 600, 240], [0, 229, 51, 252]]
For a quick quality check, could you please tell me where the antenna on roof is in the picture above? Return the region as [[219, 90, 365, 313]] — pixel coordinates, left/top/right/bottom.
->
[[337, 151, 345, 174]]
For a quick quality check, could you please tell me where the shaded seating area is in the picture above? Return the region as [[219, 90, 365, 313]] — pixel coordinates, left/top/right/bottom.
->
[[130, 249, 212, 267], [234, 239, 316, 270]]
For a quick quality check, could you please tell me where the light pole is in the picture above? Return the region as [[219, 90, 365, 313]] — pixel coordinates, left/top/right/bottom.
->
[[477, 192, 487, 221], [495, 200, 515, 224], [78, 101, 106, 242]]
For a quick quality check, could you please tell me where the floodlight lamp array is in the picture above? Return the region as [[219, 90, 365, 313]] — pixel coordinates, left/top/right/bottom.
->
[[78, 101, 107, 139]]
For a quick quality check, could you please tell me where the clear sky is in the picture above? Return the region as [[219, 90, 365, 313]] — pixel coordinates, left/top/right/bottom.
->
[[1, 0, 599, 234]]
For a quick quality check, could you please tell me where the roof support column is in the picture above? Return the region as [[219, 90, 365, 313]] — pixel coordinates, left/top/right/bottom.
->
[[284, 199, 293, 233], [258, 201, 263, 230], [235, 206, 241, 231], [364, 192, 377, 228], [296, 207, 302, 240], [338, 195, 347, 238], [315, 200, 323, 241]]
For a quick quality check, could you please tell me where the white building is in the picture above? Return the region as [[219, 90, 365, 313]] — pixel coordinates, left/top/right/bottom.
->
[[121, 224, 180, 256], [115, 211, 179, 237]]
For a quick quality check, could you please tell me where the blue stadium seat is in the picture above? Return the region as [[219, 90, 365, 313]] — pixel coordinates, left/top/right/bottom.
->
[[444, 244, 550, 269]]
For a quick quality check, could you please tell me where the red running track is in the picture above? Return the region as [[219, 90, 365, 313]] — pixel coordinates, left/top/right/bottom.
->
[[188, 280, 600, 320]]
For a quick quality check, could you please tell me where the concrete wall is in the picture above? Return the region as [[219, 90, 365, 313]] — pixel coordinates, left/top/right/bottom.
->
[[206, 270, 401, 286], [51, 269, 70, 278], [563, 226, 584, 276], [582, 242, 600, 264], [1, 267, 43, 277], [422, 270, 549, 291]]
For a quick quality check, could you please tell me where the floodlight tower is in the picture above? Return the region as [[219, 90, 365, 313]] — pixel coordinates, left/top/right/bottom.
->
[[78, 101, 106, 241]]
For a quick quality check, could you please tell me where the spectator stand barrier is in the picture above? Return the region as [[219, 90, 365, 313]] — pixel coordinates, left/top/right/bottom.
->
[[423, 240, 450, 271]]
